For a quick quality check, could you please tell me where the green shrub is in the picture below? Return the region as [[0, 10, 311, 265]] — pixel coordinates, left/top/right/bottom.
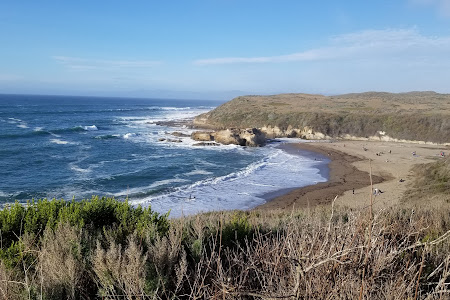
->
[[221, 211, 253, 248], [0, 197, 169, 249]]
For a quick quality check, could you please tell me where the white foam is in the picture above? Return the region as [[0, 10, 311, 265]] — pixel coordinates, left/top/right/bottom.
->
[[50, 139, 74, 145], [7, 118, 29, 128], [118, 107, 212, 126], [34, 127, 44, 131], [113, 178, 190, 198], [160, 106, 192, 111], [84, 125, 98, 131], [123, 133, 136, 139], [133, 147, 328, 217], [149, 178, 189, 189], [70, 165, 92, 173], [184, 169, 213, 176], [8, 117, 22, 122]]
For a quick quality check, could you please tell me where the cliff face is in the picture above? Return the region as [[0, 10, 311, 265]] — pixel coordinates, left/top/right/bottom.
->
[[194, 92, 450, 144]]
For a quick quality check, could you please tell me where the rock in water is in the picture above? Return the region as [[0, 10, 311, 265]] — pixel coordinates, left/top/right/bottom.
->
[[213, 128, 265, 146], [240, 128, 266, 146], [171, 131, 190, 137], [191, 131, 214, 141]]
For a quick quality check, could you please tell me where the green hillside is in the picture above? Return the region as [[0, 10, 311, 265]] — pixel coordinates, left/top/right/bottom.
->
[[194, 92, 450, 143]]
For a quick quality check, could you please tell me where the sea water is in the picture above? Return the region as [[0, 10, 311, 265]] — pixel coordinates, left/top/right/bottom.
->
[[0, 94, 328, 217]]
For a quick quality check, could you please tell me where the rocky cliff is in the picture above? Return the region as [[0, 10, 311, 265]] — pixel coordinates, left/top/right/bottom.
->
[[194, 92, 450, 144]]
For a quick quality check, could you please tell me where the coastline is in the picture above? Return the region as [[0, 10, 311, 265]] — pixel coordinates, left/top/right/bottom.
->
[[257, 141, 386, 210], [257, 140, 448, 211]]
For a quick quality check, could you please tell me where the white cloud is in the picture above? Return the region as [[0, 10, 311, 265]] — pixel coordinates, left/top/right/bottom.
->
[[53, 56, 162, 70], [193, 28, 450, 65]]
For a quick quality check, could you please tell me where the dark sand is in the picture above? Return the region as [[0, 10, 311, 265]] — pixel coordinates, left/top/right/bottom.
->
[[257, 142, 389, 210]]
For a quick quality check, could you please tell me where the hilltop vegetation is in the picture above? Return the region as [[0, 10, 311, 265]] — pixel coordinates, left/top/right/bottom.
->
[[194, 92, 450, 143]]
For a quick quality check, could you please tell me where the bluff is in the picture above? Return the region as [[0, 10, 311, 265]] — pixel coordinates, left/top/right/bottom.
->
[[194, 92, 450, 144]]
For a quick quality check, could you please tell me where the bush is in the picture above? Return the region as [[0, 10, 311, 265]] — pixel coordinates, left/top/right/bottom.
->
[[0, 196, 169, 250], [1, 197, 449, 299]]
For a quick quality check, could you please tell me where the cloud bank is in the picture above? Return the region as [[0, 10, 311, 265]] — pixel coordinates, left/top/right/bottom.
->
[[193, 28, 450, 65]]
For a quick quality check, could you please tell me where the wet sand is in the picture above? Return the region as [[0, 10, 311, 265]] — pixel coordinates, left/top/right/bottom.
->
[[257, 141, 448, 211], [258, 142, 386, 210]]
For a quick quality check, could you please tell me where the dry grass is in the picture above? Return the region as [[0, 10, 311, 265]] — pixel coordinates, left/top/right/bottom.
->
[[404, 157, 450, 205], [0, 202, 449, 299], [172, 206, 450, 299]]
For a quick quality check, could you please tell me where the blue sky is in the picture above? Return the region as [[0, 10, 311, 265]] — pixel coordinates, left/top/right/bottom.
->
[[1, 0, 450, 99]]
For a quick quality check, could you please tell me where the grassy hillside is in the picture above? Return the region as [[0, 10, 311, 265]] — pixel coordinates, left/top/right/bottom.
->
[[403, 157, 450, 204], [195, 92, 450, 143]]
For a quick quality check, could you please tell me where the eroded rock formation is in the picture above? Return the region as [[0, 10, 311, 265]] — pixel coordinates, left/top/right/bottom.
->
[[191, 128, 266, 147]]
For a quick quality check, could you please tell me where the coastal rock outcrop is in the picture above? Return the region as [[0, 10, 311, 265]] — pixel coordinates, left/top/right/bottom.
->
[[171, 131, 190, 137], [260, 125, 331, 140], [191, 128, 266, 147], [213, 128, 266, 146], [191, 131, 214, 141], [193, 142, 220, 146]]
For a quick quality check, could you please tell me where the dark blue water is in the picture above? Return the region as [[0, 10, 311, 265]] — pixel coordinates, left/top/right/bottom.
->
[[0, 94, 327, 216]]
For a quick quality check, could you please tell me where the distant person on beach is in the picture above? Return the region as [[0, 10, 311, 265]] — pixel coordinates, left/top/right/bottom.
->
[[373, 188, 382, 195]]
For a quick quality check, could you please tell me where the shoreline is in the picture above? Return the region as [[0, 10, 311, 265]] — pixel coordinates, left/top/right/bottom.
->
[[257, 141, 387, 210], [257, 140, 448, 211]]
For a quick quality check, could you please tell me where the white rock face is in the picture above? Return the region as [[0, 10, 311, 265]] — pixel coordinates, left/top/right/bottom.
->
[[260, 125, 450, 145], [260, 126, 332, 140]]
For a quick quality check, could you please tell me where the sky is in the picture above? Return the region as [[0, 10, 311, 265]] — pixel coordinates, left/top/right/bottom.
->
[[1, 0, 450, 99]]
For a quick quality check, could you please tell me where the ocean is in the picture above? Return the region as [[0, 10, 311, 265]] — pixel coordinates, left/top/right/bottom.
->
[[0, 94, 328, 217]]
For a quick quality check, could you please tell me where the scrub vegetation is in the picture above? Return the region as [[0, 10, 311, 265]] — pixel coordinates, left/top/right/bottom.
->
[[0, 191, 449, 299]]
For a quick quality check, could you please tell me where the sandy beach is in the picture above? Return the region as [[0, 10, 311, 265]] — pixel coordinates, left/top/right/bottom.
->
[[259, 140, 449, 211]]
